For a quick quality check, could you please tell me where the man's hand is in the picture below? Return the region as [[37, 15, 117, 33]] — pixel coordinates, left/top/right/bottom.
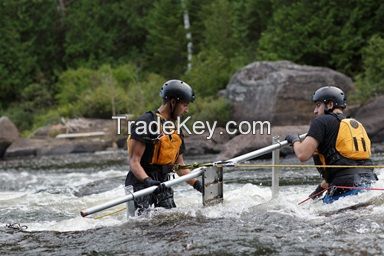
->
[[193, 180, 203, 193], [308, 184, 326, 199], [143, 177, 161, 187], [285, 134, 300, 146], [143, 177, 167, 194]]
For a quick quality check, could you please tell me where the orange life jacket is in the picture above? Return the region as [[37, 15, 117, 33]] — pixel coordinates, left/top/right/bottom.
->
[[127, 112, 182, 166]]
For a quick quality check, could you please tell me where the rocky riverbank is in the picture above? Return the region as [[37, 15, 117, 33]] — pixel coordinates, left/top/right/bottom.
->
[[1, 61, 383, 160]]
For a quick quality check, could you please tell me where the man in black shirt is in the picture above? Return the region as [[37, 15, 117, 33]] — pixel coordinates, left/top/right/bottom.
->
[[125, 80, 203, 215], [285, 86, 377, 203]]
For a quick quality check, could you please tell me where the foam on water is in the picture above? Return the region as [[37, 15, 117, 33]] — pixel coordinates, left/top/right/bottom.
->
[[2, 167, 384, 233]]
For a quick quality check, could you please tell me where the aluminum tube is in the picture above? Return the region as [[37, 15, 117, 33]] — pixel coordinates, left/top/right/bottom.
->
[[80, 168, 205, 217], [222, 133, 307, 165]]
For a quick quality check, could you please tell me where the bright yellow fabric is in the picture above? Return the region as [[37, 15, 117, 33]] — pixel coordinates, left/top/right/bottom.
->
[[336, 119, 371, 160]]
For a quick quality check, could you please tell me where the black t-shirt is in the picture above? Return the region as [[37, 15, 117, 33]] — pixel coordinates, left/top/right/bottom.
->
[[307, 113, 373, 181], [129, 111, 185, 169], [307, 114, 340, 158]]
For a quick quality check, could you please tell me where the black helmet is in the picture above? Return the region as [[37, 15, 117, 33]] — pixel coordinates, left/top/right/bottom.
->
[[160, 80, 195, 103], [312, 86, 346, 109]]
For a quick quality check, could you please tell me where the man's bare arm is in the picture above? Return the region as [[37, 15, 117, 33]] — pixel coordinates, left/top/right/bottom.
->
[[128, 139, 149, 182], [292, 136, 319, 162]]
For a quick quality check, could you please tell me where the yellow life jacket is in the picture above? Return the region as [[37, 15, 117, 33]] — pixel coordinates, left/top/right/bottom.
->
[[127, 112, 182, 166], [335, 118, 371, 160], [312, 115, 371, 181]]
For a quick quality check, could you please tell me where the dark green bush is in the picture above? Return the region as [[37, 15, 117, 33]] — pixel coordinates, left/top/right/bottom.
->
[[353, 35, 384, 102]]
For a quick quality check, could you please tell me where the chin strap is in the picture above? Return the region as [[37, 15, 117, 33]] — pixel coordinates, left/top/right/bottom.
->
[[324, 100, 340, 114], [170, 100, 177, 120], [324, 103, 333, 114]]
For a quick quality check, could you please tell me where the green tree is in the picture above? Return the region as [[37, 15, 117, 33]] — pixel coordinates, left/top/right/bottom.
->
[[201, 0, 246, 58], [258, 0, 384, 75], [126, 73, 164, 117], [183, 0, 253, 96], [354, 35, 384, 100], [183, 49, 232, 96], [144, 0, 187, 77], [64, 0, 153, 68], [55, 64, 143, 118], [0, 0, 64, 109]]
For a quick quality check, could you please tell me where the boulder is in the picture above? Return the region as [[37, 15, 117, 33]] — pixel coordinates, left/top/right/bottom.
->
[[4, 137, 112, 158], [354, 95, 384, 143], [225, 61, 354, 125], [31, 124, 67, 138], [30, 118, 116, 139], [0, 117, 19, 158], [183, 127, 232, 155], [217, 125, 309, 160]]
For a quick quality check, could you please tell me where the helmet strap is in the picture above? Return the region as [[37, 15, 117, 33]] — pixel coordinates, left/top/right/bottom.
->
[[169, 99, 177, 120], [324, 101, 334, 114]]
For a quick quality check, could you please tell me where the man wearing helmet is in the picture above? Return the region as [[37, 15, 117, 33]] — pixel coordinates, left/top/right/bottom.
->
[[285, 86, 377, 203], [125, 80, 203, 215]]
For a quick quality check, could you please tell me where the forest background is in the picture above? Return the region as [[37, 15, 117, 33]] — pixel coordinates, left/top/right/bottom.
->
[[1, 0, 384, 135]]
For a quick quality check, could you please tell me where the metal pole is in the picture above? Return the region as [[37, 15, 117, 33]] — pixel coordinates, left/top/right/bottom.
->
[[80, 168, 205, 217], [81, 133, 306, 217], [203, 166, 223, 206], [221, 133, 306, 165], [271, 136, 280, 199]]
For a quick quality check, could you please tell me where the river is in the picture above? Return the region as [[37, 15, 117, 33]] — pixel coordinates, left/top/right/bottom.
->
[[1, 150, 384, 255]]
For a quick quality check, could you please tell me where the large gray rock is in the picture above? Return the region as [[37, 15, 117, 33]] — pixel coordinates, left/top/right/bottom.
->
[[0, 117, 19, 157], [184, 127, 232, 155], [217, 125, 309, 160], [30, 118, 115, 138], [354, 95, 384, 143], [225, 61, 354, 125], [4, 138, 112, 158]]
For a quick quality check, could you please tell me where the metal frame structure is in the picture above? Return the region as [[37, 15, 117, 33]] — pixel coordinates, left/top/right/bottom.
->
[[80, 134, 306, 217]]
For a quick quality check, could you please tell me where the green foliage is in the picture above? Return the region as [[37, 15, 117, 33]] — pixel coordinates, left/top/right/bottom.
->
[[55, 64, 142, 118], [78, 85, 129, 118], [183, 49, 233, 96], [242, 0, 273, 44], [189, 96, 231, 127], [63, 0, 153, 68], [0, 0, 66, 108], [21, 83, 55, 111], [112, 64, 140, 88], [56, 67, 96, 106], [258, 0, 384, 75], [49, 64, 164, 121], [199, 0, 251, 60], [0, 1, 37, 106], [4, 82, 55, 132], [126, 73, 164, 117], [3, 105, 32, 132], [354, 35, 384, 101], [144, 0, 187, 77], [2, 0, 384, 133], [183, 0, 257, 97]]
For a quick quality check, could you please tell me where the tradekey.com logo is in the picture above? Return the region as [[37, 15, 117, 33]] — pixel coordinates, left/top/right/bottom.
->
[[112, 115, 271, 139]]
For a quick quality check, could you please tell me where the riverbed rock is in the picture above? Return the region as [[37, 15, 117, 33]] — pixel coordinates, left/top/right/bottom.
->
[[225, 61, 354, 125], [217, 125, 309, 160], [184, 127, 232, 155], [0, 117, 19, 158], [3, 117, 121, 158], [354, 95, 384, 143], [4, 137, 112, 158], [30, 118, 116, 138]]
